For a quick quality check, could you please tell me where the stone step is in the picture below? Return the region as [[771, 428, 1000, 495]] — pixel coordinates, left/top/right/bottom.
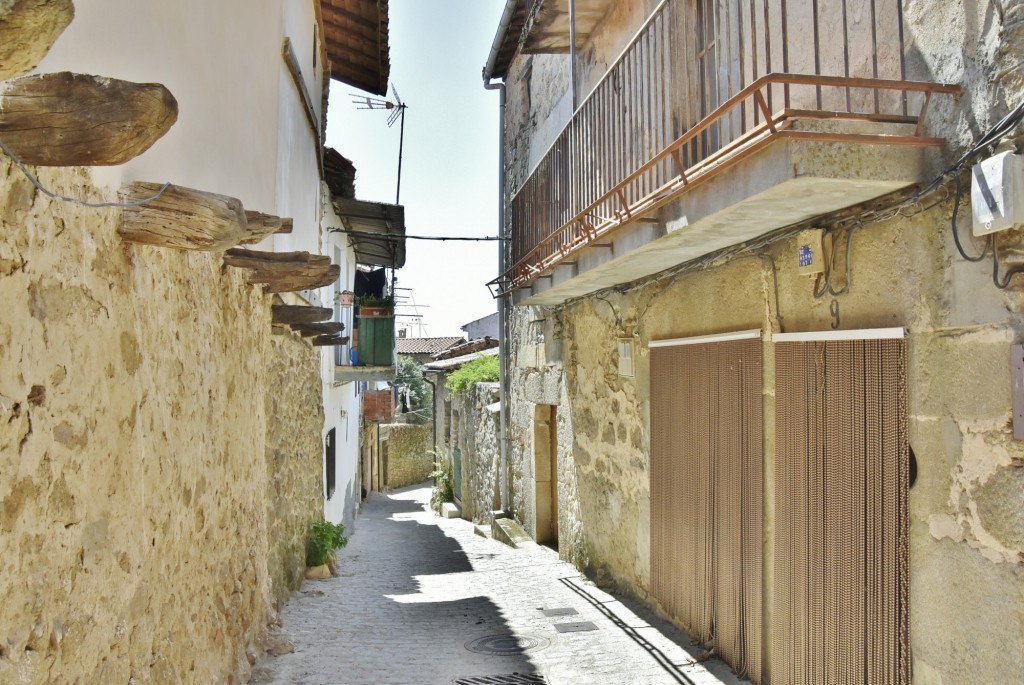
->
[[490, 513, 534, 549], [440, 502, 461, 519]]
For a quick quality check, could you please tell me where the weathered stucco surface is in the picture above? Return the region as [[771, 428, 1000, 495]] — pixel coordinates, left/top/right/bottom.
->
[[500, 1, 1024, 683], [0, 162, 324, 683]]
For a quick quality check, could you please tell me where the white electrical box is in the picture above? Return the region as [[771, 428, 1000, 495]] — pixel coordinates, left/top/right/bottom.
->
[[972, 151, 1024, 236], [617, 337, 635, 377]]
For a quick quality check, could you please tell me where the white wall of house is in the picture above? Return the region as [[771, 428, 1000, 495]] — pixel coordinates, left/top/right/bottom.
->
[[37, 0, 360, 528], [35, 0, 285, 212], [321, 200, 362, 529]]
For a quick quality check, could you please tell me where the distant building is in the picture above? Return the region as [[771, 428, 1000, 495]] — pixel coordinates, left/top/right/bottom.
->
[[460, 312, 499, 341], [395, 335, 465, 364]]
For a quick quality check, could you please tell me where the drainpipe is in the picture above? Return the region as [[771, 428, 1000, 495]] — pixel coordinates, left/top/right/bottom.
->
[[483, 2, 514, 511], [569, 0, 578, 109], [483, 78, 509, 513], [424, 374, 438, 453]]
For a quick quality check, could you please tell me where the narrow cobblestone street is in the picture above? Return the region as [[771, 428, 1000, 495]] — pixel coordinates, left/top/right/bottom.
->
[[250, 485, 745, 685]]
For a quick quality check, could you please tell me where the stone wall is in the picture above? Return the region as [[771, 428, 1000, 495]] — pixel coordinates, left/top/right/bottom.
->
[[450, 383, 501, 523], [0, 161, 324, 683], [381, 423, 432, 489], [264, 335, 325, 610], [499, 2, 1024, 683]]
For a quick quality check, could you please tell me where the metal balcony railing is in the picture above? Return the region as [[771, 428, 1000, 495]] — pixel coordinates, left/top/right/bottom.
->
[[491, 0, 960, 296]]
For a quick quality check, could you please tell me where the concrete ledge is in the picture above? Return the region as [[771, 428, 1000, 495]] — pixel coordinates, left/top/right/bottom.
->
[[440, 502, 461, 519], [333, 364, 396, 383], [518, 131, 925, 306], [490, 514, 533, 549]]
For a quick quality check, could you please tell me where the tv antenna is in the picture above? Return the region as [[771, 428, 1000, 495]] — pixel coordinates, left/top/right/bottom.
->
[[352, 83, 408, 204]]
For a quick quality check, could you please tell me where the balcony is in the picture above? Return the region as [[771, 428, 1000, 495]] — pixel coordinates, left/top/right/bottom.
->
[[491, 0, 960, 304], [334, 307, 397, 383]]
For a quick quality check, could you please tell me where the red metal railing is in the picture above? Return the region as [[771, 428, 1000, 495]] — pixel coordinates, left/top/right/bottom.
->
[[491, 0, 961, 296]]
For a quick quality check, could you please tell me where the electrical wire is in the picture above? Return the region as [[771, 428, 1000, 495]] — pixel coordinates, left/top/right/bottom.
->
[[329, 227, 503, 242], [950, 172, 990, 262], [991, 238, 1024, 289], [0, 138, 171, 209]]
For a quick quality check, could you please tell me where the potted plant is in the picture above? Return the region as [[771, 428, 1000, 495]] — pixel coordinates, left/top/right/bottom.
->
[[356, 294, 395, 318], [335, 289, 354, 307], [304, 520, 348, 579]]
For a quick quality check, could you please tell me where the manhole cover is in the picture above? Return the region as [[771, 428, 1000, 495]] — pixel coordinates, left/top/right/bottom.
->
[[465, 634, 551, 656], [540, 607, 578, 617], [454, 674, 548, 685], [553, 621, 598, 633]]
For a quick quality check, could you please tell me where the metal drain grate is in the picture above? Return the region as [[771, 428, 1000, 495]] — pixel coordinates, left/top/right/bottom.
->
[[464, 634, 551, 656], [454, 674, 548, 685], [553, 621, 598, 633], [540, 607, 578, 617]]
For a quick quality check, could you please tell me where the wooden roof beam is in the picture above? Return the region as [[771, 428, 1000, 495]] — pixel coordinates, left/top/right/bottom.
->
[[321, 5, 380, 34]]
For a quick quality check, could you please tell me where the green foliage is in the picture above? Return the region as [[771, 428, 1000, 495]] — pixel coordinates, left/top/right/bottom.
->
[[305, 520, 348, 567], [355, 294, 394, 308], [445, 355, 499, 395], [393, 355, 432, 423], [429, 457, 454, 512]]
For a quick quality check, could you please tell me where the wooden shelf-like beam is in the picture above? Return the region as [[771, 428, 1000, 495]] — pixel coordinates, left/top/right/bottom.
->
[[289, 321, 345, 337], [1, 72, 178, 166], [271, 304, 332, 325], [240, 211, 293, 245], [0, 0, 74, 80], [312, 335, 350, 347], [224, 248, 340, 293], [119, 182, 246, 251]]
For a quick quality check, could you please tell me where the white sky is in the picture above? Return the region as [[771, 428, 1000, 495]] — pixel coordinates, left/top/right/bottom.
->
[[325, 0, 505, 338]]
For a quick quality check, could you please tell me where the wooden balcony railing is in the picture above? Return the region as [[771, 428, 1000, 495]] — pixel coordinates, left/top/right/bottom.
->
[[491, 0, 960, 296]]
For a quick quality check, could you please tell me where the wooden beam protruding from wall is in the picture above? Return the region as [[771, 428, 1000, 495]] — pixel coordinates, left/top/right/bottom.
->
[[312, 335, 350, 347], [223, 248, 340, 293], [240, 211, 293, 245], [0, 72, 178, 166], [271, 305, 332, 325], [119, 182, 247, 250], [0, 0, 75, 81], [289, 321, 345, 337]]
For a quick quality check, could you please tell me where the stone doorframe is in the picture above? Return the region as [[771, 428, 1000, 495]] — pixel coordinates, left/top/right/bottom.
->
[[533, 404, 558, 546]]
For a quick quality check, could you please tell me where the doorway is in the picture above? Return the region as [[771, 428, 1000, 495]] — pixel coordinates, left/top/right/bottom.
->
[[533, 404, 558, 549]]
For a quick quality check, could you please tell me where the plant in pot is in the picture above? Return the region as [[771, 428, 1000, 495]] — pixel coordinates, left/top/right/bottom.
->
[[304, 520, 348, 579], [335, 289, 354, 307], [355, 294, 395, 318]]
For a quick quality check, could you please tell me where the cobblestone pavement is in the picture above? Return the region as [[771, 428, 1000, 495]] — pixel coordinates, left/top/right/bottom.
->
[[250, 485, 747, 685]]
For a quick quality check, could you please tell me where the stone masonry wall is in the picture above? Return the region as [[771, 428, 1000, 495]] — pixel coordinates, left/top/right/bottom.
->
[[452, 383, 500, 523], [500, 2, 1024, 683], [264, 335, 325, 611], [0, 161, 323, 684], [382, 423, 432, 489]]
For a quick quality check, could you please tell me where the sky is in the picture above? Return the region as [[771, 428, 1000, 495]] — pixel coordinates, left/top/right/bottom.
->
[[325, 0, 505, 338]]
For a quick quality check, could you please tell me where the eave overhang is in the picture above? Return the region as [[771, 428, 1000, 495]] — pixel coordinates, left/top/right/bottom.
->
[[483, 0, 615, 81], [321, 0, 390, 95], [520, 0, 616, 54], [331, 197, 406, 269]]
